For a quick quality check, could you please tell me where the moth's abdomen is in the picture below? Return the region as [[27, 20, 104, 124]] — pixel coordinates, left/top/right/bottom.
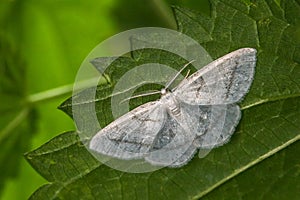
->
[[161, 93, 181, 117], [170, 104, 181, 116]]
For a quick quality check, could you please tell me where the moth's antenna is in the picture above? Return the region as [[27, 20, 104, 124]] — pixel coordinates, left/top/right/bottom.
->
[[120, 90, 161, 104], [171, 69, 191, 92], [165, 60, 195, 89], [185, 69, 191, 78]]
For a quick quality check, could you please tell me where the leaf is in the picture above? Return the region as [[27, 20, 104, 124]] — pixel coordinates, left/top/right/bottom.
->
[[26, 0, 300, 199], [201, 140, 300, 199], [0, 36, 37, 195]]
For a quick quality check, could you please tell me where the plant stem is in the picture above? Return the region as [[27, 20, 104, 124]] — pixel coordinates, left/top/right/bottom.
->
[[27, 77, 100, 104]]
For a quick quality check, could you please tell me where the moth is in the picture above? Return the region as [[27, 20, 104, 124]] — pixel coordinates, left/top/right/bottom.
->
[[89, 48, 257, 167]]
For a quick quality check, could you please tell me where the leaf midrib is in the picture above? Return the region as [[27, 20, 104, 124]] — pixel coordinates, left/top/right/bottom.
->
[[62, 83, 300, 112], [192, 134, 300, 199], [240, 92, 300, 110]]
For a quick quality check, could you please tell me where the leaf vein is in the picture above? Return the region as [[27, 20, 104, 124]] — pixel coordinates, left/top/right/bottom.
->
[[192, 134, 300, 199]]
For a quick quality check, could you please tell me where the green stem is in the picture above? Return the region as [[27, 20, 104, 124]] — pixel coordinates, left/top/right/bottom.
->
[[27, 77, 100, 104], [28, 83, 74, 104], [0, 78, 101, 142]]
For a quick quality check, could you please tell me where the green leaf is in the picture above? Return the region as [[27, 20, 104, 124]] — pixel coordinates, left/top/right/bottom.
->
[[26, 0, 300, 199], [201, 140, 300, 199], [0, 36, 37, 195]]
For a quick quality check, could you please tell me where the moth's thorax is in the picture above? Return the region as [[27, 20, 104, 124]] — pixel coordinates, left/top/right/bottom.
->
[[161, 91, 181, 116], [160, 88, 167, 95]]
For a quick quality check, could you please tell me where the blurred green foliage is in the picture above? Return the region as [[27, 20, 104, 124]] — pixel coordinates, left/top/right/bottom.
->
[[0, 0, 210, 199]]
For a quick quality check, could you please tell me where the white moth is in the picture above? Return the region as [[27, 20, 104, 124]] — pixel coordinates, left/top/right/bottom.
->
[[89, 48, 257, 167]]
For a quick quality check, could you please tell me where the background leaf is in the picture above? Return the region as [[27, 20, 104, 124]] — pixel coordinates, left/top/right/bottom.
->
[[25, 0, 300, 199], [0, 35, 37, 195]]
